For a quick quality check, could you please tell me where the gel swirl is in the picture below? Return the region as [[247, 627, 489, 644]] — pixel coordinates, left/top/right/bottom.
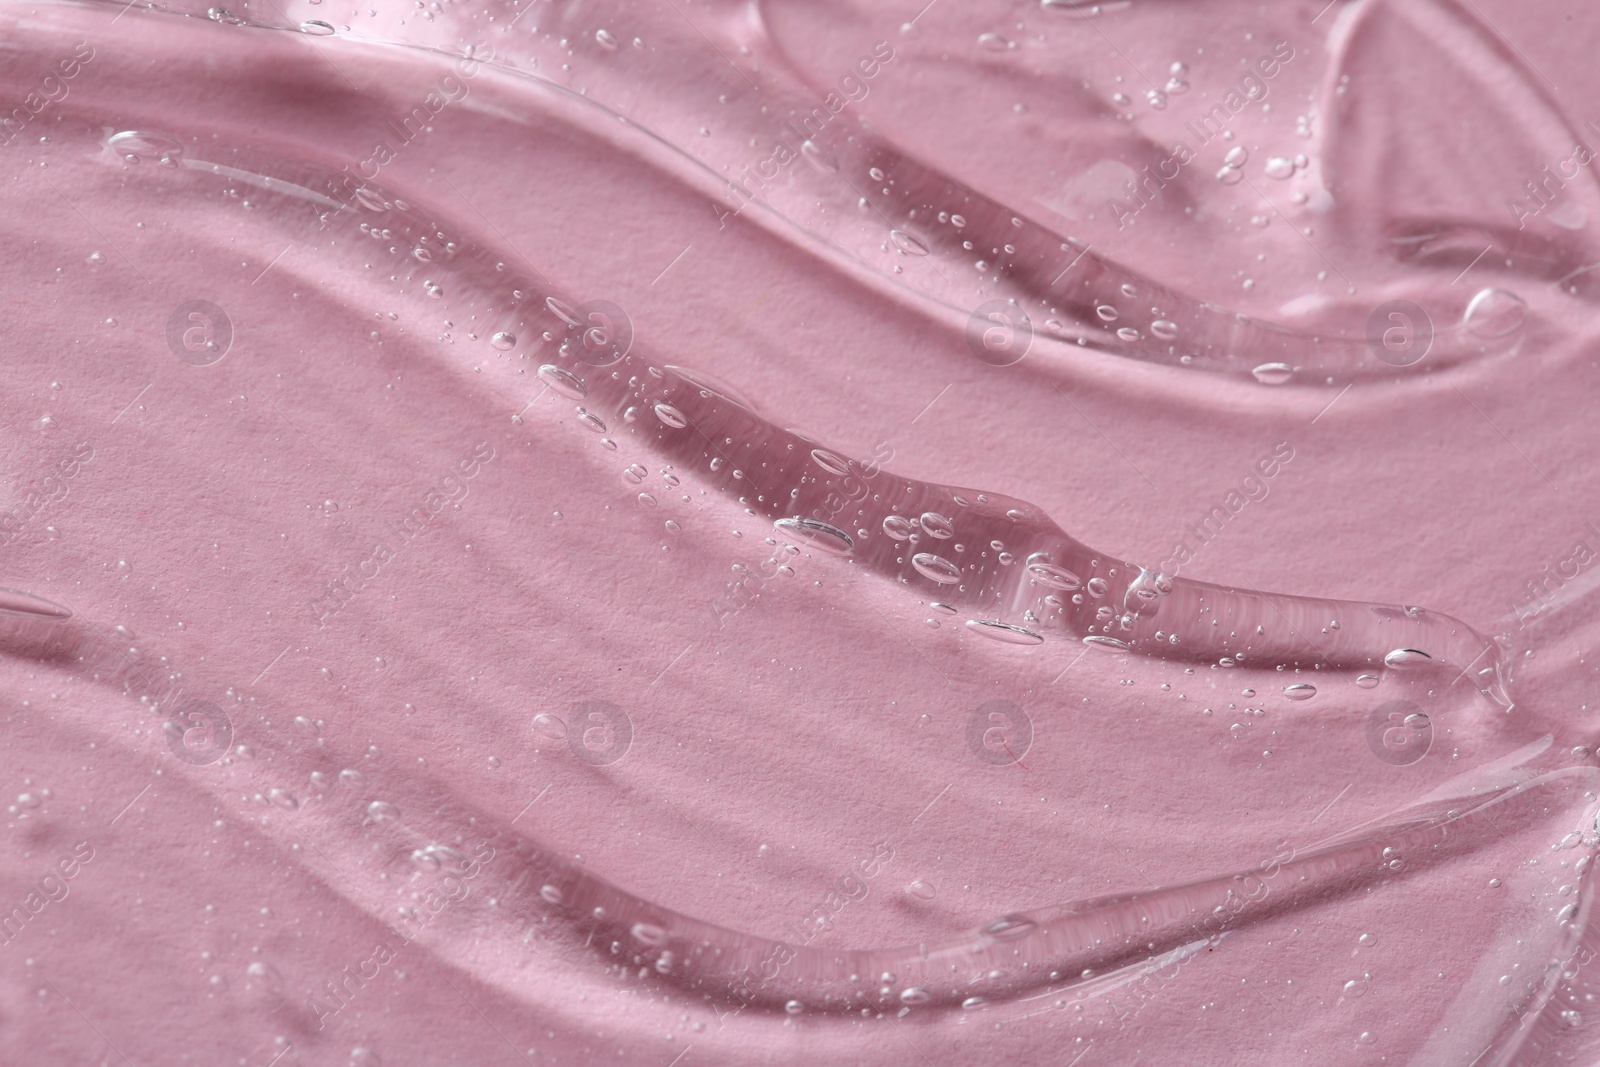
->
[[0, 2, 1595, 1065]]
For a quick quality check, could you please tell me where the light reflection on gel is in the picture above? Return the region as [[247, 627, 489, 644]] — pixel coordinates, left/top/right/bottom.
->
[[0, 0, 1597, 1063]]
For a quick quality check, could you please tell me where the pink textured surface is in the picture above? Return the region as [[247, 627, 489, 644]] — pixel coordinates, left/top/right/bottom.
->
[[1, 1, 1600, 1064]]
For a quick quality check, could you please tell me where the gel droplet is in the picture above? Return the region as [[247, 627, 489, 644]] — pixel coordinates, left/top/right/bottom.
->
[[1083, 635, 1130, 651], [1252, 362, 1294, 385], [810, 449, 851, 476], [911, 552, 962, 584], [366, 801, 399, 822], [1025, 557, 1081, 590], [538, 364, 587, 399], [882, 514, 914, 541], [774, 517, 854, 556], [800, 140, 838, 174], [890, 230, 930, 256], [980, 914, 1039, 940], [630, 922, 669, 947], [1464, 288, 1526, 338], [966, 620, 1045, 645], [1263, 156, 1297, 179]]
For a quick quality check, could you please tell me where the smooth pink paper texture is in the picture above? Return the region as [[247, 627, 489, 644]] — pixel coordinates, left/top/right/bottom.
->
[[2, 1, 1599, 1064]]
